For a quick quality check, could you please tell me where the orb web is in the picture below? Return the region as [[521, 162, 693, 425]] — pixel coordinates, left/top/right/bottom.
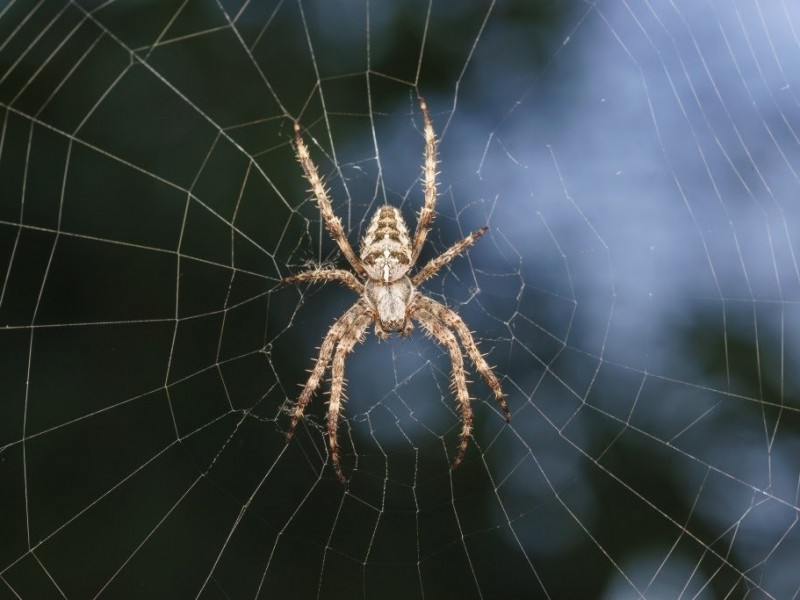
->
[[0, 1, 798, 598]]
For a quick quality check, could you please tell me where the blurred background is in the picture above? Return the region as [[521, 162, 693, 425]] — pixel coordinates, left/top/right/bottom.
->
[[1, 1, 799, 598]]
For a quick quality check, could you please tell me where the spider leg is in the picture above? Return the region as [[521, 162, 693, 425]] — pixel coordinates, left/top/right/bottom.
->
[[410, 96, 439, 264], [287, 300, 370, 440], [284, 268, 364, 294], [416, 296, 510, 421], [412, 226, 488, 286], [415, 306, 473, 469], [294, 122, 366, 276], [327, 311, 372, 482]]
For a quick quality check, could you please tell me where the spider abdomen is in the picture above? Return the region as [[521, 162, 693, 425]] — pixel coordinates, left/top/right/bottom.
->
[[360, 205, 412, 282]]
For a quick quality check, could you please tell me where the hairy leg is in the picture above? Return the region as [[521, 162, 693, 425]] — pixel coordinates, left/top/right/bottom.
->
[[415, 307, 473, 469], [287, 301, 371, 439], [294, 122, 366, 275], [416, 296, 510, 421], [411, 97, 439, 264], [412, 226, 488, 286], [284, 268, 364, 294], [327, 311, 372, 482]]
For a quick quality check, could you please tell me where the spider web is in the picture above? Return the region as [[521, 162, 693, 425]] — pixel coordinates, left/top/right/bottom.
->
[[1, 0, 799, 598]]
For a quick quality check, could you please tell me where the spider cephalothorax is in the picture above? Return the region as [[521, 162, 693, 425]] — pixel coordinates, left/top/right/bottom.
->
[[285, 97, 510, 482]]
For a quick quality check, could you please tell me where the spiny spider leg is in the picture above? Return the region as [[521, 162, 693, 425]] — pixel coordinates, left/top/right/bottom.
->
[[284, 268, 364, 294], [327, 311, 372, 482], [415, 305, 474, 468], [294, 122, 366, 276], [416, 296, 510, 421], [286, 301, 371, 439], [412, 226, 488, 286], [410, 97, 439, 263]]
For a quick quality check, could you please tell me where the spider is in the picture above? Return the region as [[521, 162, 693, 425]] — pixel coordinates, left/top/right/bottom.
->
[[285, 97, 510, 482]]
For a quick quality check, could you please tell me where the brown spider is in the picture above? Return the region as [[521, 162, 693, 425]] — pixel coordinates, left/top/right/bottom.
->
[[285, 97, 510, 482]]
